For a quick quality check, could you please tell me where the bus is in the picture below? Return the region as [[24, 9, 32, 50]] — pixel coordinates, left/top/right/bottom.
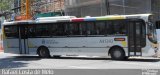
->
[[2, 14, 159, 60], [0, 17, 4, 52]]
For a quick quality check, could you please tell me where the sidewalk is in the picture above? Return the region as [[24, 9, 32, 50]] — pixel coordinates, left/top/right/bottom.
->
[[0, 50, 3, 54], [0, 51, 3, 54], [0, 52, 7, 59], [0, 52, 18, 59]]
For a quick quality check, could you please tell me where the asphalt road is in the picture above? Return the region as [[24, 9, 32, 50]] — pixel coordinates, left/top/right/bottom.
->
[[0, 52, 160, 69]]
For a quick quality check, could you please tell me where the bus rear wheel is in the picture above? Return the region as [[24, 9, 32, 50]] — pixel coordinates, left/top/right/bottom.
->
[[38, 46, 50, 58], [110, 47, 125, 60]]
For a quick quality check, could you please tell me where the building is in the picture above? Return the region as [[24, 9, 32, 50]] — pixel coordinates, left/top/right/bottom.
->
[[64, 0, 160, 20], [12, 0, 65, 20], [65, 0, 108, 17], [31, 0, 64, 13], [10, 0, 160, 21]]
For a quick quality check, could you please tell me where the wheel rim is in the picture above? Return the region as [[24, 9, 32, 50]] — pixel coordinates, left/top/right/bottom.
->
[[113, 50, 122, 58], [40, 48, 46, 57]]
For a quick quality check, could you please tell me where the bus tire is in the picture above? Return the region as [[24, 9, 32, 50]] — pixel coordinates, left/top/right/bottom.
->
[[110, 47, 125, 60], [38, 46, 50, 58]]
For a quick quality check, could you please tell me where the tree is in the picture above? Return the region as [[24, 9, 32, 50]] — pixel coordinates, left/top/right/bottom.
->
[[0, 0, 14, 13]]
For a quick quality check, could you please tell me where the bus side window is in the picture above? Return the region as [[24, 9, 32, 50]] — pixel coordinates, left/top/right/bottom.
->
[[118, 21, 127, 35], [71, 23, 80, 35], [50, 23, 66, 36], [107, 20, 127, 36], [58, 24, 65, 36], [106, 21, 112, 35], [28, 25, 35, 37], [113, 21, 120, 35], [86, 22, 96, 35], [50, 24, 59, 36], [34, 24, 50, 37], [68, 23, 73, 35], [64, 24, 69, 35], [96, 21, 106, 35], [79, 23, 87, 35], [4, 26, 18, 38]]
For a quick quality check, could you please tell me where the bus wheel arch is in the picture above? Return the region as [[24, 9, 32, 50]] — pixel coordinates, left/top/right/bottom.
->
[[37, 46, 51, 58], [108, 46, 126, 60]]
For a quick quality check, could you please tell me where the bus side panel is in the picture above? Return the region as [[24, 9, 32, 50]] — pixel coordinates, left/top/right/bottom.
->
[[48, 48, 108, 56], [3, 39, 20, 54], [28, 36, 128, 57]]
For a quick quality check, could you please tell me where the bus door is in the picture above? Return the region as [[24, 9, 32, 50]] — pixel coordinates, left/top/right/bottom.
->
[[128, 20, 143, 56], [18, 26, 29, 54]]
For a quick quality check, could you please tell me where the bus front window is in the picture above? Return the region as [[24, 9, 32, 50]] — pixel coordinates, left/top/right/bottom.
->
[[148, 22, 157, 44]]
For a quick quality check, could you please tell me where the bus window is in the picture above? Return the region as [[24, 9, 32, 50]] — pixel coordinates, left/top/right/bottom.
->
[[70, 23, 80, 35], [57, 24, 66, 36], [107, 20, 127, 36], [50, 24, 59, 36], [86, 22, 96, 35], [28, 25, 36, 37], [106, 21, 112, 35], [50, 23, 66, 36], [35, 24, 50, 37], [118, 20, 127, 35], [63, 24, 68, 35], [95, 21, 106, 35], [4, 26, 18, 38], [79, 22, 87, 35]]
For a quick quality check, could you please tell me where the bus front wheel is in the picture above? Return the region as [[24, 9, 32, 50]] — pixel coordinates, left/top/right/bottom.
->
[[38, 46, 50, 58], [110, 47, 125, 60]]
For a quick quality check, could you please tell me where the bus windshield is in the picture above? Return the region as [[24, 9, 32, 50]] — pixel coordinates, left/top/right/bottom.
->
[[148, 22, 157, 44]]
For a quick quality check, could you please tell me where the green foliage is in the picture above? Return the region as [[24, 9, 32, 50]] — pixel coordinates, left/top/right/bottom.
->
[[0, 0, 14, 12]]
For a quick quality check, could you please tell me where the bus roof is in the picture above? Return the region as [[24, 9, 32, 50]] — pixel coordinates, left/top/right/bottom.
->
[[71, 14, 152, 22], [36, 16, 76, 23], [3, 20, 35, 26], [3, 14, 152, 26], [3, 16, 76, 25]]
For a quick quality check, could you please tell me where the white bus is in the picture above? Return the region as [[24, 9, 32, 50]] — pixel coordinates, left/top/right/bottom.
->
[[0, 17, 4, 51], [2, 14, 159, 60]]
